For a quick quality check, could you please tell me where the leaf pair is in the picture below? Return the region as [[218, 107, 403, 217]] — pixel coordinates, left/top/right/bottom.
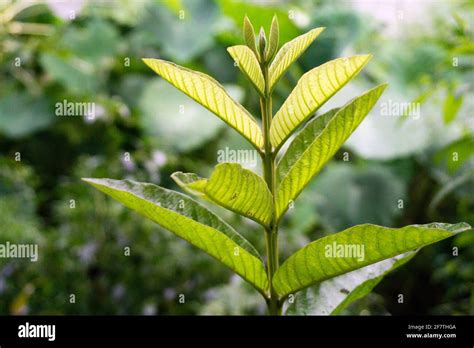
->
[[242, 15, 279, 64]]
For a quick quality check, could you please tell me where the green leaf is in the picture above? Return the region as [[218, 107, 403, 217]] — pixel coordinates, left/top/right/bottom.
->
[[275, 84, 386, 219], [273, 222, 472, 298], [286, 252, 416, 315], [243, 16, 258, 57], [0, 92, 54, 138], [443, 90, 463, 124], [172, 163, 273, 226], [268, 27, 325, 92], [83, 178, 268, 294], [270, 55, 372, 149], [142, 58, 264, 150], [265, 15, 279, 62], [227, 45, 265, 95]]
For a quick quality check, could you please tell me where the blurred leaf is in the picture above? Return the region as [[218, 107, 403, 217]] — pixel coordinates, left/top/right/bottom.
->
[[133, 0, 219, 62], [40, 53, 99, 94], [61, 19, 120, 63], [0, 93, 54, 138], [309, 162, 406, 231], [434, 136, 474, 175], [443, 90, 463, 124], [138, 79, 225, 152], [0, 160, 41, 242]]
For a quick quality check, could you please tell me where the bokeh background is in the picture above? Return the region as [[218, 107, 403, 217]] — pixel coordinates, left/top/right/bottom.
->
[[0, 0, 472, 315]]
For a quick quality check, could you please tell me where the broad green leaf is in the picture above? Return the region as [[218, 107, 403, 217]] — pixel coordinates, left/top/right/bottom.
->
[[270, 55, 372, 148], [273, 222, 472, 298], [83, 178, 268, 293], [227, 45, 265, 95], [243, 16, 258, 57], [286, 252, 416, 315], [268, 27, 325, 91], [265, 15, 279, 61], [275, 84, 386, 219], [172, 163, 273, 226], [142, 58, 264, 150]]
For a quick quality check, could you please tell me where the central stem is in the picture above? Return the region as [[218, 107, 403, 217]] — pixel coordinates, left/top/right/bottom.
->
[[260, 64, 281, 315]]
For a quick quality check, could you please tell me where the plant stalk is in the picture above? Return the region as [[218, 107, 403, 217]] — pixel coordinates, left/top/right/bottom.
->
[[260, 63, 281, 315]]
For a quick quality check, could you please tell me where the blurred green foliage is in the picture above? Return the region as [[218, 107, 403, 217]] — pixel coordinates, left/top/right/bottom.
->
[[0, 0, 472, 315]]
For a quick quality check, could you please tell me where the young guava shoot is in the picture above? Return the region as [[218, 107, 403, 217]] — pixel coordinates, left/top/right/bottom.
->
[[83, 15, 472, 316]]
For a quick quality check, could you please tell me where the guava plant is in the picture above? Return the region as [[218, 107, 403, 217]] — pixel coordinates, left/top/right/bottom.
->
[[84, 16, 471, 315]]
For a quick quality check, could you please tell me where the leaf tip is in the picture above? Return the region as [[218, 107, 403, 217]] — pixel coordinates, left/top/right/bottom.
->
[[142, 58, 156, 69]]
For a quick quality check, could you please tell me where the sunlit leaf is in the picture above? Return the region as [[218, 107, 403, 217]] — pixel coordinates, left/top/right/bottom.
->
[[275, 84, 387, 219], [228, 45, 265, 95], [172, 163, 273, 226], [268, 27, 325, 91], [273, 222, 472, 298], [270, 55, 372, 149], [143, 58, 264, 150]]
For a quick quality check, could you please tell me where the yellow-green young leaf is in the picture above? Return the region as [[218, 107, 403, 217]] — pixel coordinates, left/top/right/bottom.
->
[[273, 223, 472, 298], [82, 178, 268, 294], [268, 27, 325, 91], [171, 172, 207, 198], [206, 163, 273, 226], [270, 55, 372, 149], [227, 45, 265, 95], [243, 16, 258, 58], [265, 15, 279, 62], [172, 163, 273, 226], [275, 84, 386, 219], [142, 58, 264, 150]]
